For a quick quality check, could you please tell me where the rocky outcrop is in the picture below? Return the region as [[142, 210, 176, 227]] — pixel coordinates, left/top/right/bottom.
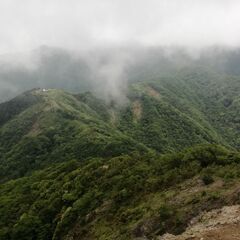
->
[[158, 205, 240, 240]]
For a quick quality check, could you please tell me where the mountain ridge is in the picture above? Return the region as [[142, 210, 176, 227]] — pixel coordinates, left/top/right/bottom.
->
[[0, 66, 239, 181], [0, 65, 240, 239]]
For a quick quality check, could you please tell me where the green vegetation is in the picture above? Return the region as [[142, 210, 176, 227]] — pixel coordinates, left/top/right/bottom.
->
[[0, 145, 239, 240], [0, 89, 147, 181], [0, 66, 240, 239]]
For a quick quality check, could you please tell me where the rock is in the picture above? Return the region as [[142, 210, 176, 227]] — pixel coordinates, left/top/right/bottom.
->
[[157, 233, 176, 240], [157, 205, 240, 240]]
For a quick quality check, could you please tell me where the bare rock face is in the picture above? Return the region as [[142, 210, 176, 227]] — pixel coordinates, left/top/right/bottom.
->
[[158, 205, 240, 240]]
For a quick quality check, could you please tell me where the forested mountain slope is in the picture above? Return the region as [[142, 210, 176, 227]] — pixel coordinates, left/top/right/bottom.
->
[[0, 145, 240, 239], [0, 66, 239, 239], [0, 67, 239, 182], [120, 67, 240, 151], [0, 88, 147, 181]]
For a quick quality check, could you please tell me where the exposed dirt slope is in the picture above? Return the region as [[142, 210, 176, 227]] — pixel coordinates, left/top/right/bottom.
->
[[159, 205, 240, 240]]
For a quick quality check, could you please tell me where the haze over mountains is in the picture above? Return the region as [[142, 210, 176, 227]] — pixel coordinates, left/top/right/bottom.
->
[[1, 46, 240, 103], [1, 0, 240, 104], [1, 0, 240, 239]]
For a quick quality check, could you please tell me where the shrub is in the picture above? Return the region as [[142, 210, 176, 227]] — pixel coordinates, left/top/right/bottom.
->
[[202, 174, 214, 185]]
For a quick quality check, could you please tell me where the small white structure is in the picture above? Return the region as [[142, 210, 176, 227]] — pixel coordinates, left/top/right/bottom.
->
[[42, 88, 48, 92]]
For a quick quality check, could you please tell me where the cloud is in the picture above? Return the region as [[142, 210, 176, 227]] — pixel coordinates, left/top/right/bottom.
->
[[0, 0, 240, 54], [1, 1, 240, 104]]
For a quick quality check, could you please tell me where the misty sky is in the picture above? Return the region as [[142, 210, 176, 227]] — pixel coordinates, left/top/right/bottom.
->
[[1, 0, 240, 54]]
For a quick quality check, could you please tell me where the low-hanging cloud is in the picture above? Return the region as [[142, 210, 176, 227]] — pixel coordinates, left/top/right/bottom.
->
[[0, 0, 240, 54], [1, 1, 240, 103]]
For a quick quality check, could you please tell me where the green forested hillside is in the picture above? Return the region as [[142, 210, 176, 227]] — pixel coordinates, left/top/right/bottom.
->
[[119, 67, 240, 152], [0, 89, 147, 181], [0, 145, 240, 239], [0, 66, 239, 239]]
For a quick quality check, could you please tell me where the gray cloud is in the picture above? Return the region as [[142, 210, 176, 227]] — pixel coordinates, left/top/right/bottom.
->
[[0, 0, 240, 54], [0, 1, 240, 103], [1, 45, 240, 103]]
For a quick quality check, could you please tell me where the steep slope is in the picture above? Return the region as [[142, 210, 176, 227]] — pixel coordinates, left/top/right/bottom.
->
[[0, 66, 240, 182], [0, 88, 147, 181], [0, 66, 240, 239], [0, 89, 41, 127], [0, 145, 240, 240], [160, 205, 240, 240], [120, 67, 240, 151], [119, 83, 221, 152]]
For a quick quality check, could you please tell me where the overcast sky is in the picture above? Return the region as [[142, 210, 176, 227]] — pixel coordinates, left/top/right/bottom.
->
[[0, 0, 240, 54]]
